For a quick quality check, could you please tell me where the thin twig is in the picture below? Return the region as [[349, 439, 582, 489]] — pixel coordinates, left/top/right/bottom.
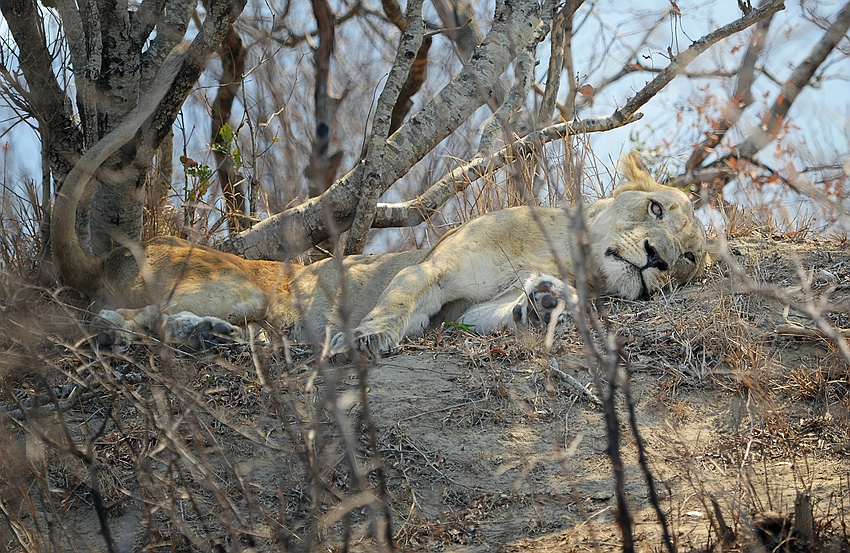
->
[[549, 359, 602, 407]]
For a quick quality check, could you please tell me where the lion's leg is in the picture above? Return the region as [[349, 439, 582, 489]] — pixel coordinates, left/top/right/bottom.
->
[[92, 306, 246, 349], [456, 290, 524, 334], [93, 281, 266, 348], [329, 262, 451, 356], [156, 283, 268, 325]]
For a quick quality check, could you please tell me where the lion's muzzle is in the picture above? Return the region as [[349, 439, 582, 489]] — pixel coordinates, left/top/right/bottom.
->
[[641, 240, 669, 272]]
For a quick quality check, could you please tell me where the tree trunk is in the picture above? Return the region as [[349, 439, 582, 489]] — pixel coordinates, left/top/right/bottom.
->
[[211, 25, 251, 233], [0, 0, 248, 261]]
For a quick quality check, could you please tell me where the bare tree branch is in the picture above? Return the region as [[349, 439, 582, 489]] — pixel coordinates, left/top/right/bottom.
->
[[141, 0, 196, 71], [684, 11, 774, 171], [96, 0, 138, 127], [674, 0, 850, 201], [612, 0, 785, 126], [553, 160, 638, 553], [0, 0, 82, 177], [344, 0, 426, 255], [431, 0, 507, 112], [477, 21, 547, 155], [53, 0, 98, 147], [380, 0, 405, 31], [389, 35, 432, 135], [380, 0, 432, 136], [136, 0, 249, 167], [371, 112, 642, 228], [620, 62, 741, 79], [131, 0, 169, 47], [305, 0, 345, 198], [735, 0, 850, 159], [581, 12, 668, 108], [537, 1, 582, 125], [247, 2, 363, 48], [231, 0, 542, 259]]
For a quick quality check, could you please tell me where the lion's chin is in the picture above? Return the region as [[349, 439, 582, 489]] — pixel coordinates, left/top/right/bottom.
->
[[599, 257, 644, 300]]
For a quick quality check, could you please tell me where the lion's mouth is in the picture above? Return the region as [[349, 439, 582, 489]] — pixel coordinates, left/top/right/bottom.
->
[[604, 246, 653, 299]]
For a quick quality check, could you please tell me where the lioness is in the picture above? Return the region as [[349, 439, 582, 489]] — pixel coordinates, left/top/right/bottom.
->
[[52, 43, 707, 355], [326, 154, 707, 357]]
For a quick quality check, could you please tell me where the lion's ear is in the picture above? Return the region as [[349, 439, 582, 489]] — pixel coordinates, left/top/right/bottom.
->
[[704, 238, 720, 266], [614, 151, 665, 196]]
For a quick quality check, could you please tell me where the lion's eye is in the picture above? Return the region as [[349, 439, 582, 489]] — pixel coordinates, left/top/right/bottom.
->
[[683, 252, 696, 263], [649, 200, 664, 219]]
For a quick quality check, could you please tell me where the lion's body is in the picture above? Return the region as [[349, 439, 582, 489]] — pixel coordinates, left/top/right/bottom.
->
[[94, 236, 300, 332], [78, 155, 706, 354], [284, 249, 428, 343], [326, 171, 708, 356], [47, 44, 706, 354]]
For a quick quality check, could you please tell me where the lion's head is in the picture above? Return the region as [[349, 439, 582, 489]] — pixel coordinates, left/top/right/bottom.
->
[[586, 152, 707, 300]]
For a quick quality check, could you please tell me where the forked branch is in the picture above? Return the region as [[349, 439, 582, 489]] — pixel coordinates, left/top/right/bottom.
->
[[231, 0, 783, 260], [231, 0, 542, 259]]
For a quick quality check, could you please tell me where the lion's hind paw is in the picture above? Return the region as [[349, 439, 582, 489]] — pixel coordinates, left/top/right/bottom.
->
[[90, 309, 245, 351], [163, 312, 245, 350], [512, 276, 577, 328], [91, 310, 133, 348]]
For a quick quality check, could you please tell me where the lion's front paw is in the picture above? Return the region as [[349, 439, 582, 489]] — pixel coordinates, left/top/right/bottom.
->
[[512, 276, 577, 328], [328, 327, 399, 360], [355, 330, 399, 359]]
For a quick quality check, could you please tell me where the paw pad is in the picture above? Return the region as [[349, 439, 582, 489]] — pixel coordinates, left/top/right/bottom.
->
[[513, 276, 576, 328]]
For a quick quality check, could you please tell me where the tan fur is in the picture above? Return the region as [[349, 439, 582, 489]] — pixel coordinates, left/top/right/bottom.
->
[[51, 65, 705, 353], [328, 153, 707, 356]]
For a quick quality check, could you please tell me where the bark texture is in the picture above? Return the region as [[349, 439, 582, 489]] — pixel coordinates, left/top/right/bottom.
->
[[0, 0, 248, 259], [231, 0, 542, 259]]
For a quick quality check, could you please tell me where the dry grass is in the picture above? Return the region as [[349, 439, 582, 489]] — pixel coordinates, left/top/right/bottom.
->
[[2, 244, 849, 551], [2, 146, 850, 552]]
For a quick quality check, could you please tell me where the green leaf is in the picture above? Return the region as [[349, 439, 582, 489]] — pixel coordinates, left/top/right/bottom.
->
[[210, 142, 229, 154], [445, 321, 476, 332], [218, 122, 235, 145]]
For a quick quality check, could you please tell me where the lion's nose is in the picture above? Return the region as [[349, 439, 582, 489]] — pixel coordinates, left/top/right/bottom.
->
[[643, 241, 669, 272]]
